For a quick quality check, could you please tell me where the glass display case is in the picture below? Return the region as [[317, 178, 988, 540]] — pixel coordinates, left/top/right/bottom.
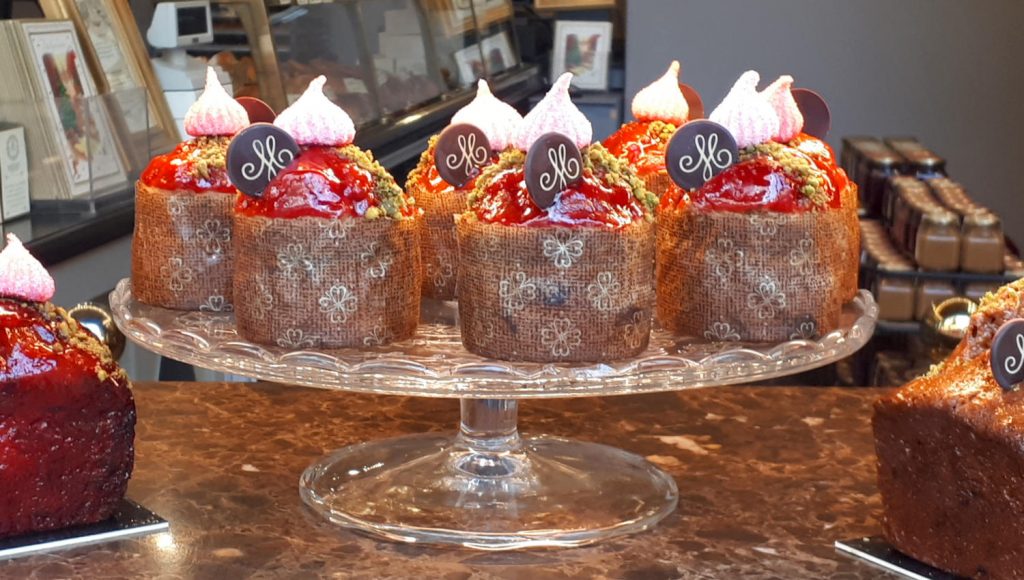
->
[[180, 0, 535, 147]]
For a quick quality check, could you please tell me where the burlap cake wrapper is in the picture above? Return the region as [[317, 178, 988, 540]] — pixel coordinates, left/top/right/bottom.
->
[[642, 170, 672, 199], [838, 184, 861, 302], [457, 218, 655, 362], [233, 214, 421, 349], [656, 208, 851, 343], [132, 182, 235, 312], [409, 179, 467, 301]]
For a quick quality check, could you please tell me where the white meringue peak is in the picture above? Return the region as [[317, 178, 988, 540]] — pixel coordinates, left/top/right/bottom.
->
[[631, 60, 688, 125], [274, 76, 356, 147], [708, 70, 779, 149], [184, 67, 249, 137], [515, 73, 593, 150], [450, 80, 523, 151], [761, 75, 804, 143]]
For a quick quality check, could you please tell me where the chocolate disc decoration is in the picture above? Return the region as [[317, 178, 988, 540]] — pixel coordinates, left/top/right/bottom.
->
[[524, 132, 583, 209], [236, 96, 276, 124], [226, 123, 300, 197], [991, 319, 1024, 391], [791, 88, 831, 140], [679, 83, 704, 119], [434, 123, 491, 188], [665, 119, 738, 190]]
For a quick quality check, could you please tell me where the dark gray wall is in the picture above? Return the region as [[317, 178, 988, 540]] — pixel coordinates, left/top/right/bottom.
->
[[626, 0, 1024, 244]]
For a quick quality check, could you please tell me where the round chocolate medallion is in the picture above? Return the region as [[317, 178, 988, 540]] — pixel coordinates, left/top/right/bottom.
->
[[665, 120, 738, 191], [226, 123, 300, 197], [236, 96, 277, 124], [434, 123, 491, 188], [791, 88, 831, 140], [679, 83, 704, 120], [524, 132, 583, 209], [991, 319, 1024, 391]]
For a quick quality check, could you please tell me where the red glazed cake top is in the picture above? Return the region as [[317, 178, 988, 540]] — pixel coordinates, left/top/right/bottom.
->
[[0, 234, 123, 385], [661, 71, 851, 214], [467, 73, 656, 229], [603, 121, 676, 179], [468, 147, 654, 228], [140, 136, 236, 194], [235, 76, 414, 220], [603, 61, 688, 179], [141, 68, 247, 194], [235, 145, 413, 220]]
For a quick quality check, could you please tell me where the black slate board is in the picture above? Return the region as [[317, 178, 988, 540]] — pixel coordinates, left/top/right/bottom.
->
[[835, 536, 962, 579], [0, 499, 168, 560]]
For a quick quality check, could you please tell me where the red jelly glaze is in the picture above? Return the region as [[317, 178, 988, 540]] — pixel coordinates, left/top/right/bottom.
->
[[236, 146, 411, 220], [0, 299, 135, 539], [472, 165, 645, 228], [603, 121, 669, 177], [665, 138, 846, 214], [790, 133, 851, 196], [140, 138, 235, 193]]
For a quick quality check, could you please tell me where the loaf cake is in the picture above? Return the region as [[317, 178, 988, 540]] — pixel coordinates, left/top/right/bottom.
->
[[873, 278, 1024, 578], [0, 234, 135, 538]]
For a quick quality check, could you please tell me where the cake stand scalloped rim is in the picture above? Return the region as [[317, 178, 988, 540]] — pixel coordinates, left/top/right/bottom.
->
[[110, 278, 878, 398]]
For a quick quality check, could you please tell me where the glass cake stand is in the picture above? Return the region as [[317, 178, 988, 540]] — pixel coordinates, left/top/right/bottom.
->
[[110, 279, 877, 550]]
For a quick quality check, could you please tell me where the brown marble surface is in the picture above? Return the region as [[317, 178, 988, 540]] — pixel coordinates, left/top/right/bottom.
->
[[0, 382, 897, 579]]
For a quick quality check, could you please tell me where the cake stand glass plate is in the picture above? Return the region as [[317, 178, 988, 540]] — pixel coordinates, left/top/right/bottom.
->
[[111, 278, 877, 550]]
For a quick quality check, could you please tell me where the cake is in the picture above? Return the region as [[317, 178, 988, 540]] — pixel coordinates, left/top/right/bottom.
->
[[603, 61, 689, 197], [405, 81, 522, 300], [231, 76, 421, 348], [0, 234, 135, 538], [133, 67, 249, 312], [874, 278, 1024, 578], [456, 73, 658, 362], [656, 71, 859, 342]]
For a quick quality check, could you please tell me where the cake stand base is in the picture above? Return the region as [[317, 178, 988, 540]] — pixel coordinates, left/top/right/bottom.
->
[[299, 399, 678, 550]]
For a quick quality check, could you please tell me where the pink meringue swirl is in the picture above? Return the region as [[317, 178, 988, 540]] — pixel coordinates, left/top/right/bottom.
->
[[516, 72, 593, 150], [708, 71, 779, 149], [274, 76, 356, 147], [184, 67, 249, 137], [0, 234, 54, 303], [631, 60, 688, 125], [761, 75, 804, 143], [450, 80, 523, 151]]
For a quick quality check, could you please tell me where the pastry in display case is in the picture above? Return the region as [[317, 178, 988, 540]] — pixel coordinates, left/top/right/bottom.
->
[[456, 73, 658, 362], [133, 68, 249, 312], [230, 76, 421, 349], [405, 79, 522, 299], [656, 71, 859, 343]]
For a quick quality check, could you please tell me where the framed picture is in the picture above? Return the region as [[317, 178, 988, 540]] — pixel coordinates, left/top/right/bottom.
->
[[551, 20, 612, 91], [453, 43, 485, 86], [429, 0, 513, 37], [481, 31, 516, 75], [39, 0, 180, 152], [19, 20, 127, 198]]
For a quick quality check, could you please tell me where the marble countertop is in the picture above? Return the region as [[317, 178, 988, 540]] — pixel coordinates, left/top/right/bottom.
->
[[0, 382, 896, 579]]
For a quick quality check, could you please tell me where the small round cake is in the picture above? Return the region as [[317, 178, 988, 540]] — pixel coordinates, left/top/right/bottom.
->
[[0, 235, 135, 539], [405, 81, 521, 300], [232, 76, 421, 349], [133, 67, 248, 312], [604, 61, 689, 197], [457, 73, 658, 362], [656, 71, 859, 342]]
